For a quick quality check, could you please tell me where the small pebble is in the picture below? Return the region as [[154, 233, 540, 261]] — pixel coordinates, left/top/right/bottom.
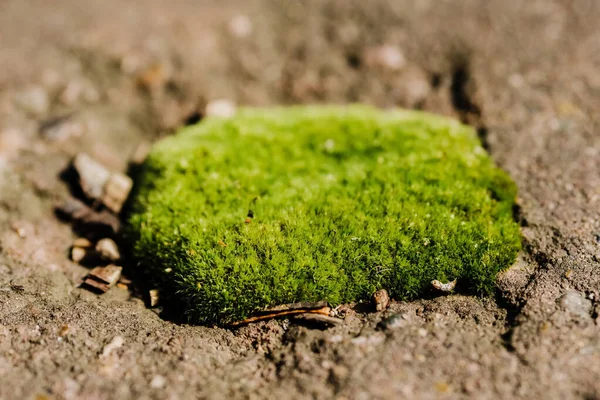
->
[[0, 129, 25, 160], [71, 247, 87, 263], [150, 374, 167, 389], [229, 15, 253, 38], [14, 86, 50, 115], [73, 238, 93, 248], [102, 336, 124, 357], [560, 290, 592, 318], [102, 173, 133, 213], [364, 45, 406, 71], [39, 115, 84, 141], [205, 99, 236, 118], [377, 313, 406, 331], [372, 288, 390, 312], [73, 153, 111, 200], [96, 238, 121, 261], [10, 221, 27, 238]]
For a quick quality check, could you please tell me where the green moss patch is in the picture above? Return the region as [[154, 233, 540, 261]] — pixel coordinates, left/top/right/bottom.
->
[[125, 105, 521, 326]]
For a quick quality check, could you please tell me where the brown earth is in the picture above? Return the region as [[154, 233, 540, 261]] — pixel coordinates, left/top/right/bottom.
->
[[1, 0, 599, 399]]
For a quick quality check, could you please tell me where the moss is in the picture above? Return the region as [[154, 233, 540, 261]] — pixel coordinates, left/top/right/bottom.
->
[[125, 105, 521, 326]]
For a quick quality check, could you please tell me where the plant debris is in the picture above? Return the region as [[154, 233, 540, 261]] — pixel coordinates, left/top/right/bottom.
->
[[291, 313, 343, 329], [82, 265, 122, 293], [431, 279, 457, 292], [230, 302, 331, 327]]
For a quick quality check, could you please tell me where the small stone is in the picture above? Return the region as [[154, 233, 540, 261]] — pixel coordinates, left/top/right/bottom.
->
[[205, 99, 236, 118], [102, 336, 124, 357], [59, 79, 99, 105], [96, 238, 120, 261], [149, 289, 160, 307], [14, 86, 50, 115], [229, 15, 253, 38], [0, 129, 25, 160], [39, 115, 84, 141], [10, 221, 27, 238], [564, 269, 573, 278], [58, 324, 71, 337], [560, 290, 592, 318], [377, 313, 406, 331], [71, 247, 87, 263], [150, 374, 167, 389], [364, 45, 406, 71], [396, 66, 431, 107], [73, 153, 111, 201], [102, 173, 133, 213], [73, 238, 93, 248], [372, 289, 390, 312]]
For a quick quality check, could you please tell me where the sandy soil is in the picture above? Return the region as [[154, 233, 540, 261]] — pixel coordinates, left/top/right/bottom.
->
[[1, 0, 599, 399]]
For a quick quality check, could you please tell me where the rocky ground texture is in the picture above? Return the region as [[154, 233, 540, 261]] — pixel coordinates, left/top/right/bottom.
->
[[0, 0, 599, 399]]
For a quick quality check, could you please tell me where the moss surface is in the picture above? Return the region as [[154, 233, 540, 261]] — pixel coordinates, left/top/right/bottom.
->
[[125, 105, 521, 326]]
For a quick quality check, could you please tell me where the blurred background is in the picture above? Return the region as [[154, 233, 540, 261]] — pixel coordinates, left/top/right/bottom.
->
[[1, 1, 600, 399]]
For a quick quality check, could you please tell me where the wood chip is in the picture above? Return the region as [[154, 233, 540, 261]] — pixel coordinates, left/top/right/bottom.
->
[[96, 238, 121, 261], [87, 265, 122, 286], [149, 289, 160, 307], [102, 173, 132, 213], [372, 289, 390, 312], [10, 221, 27, 238], [82, 278, 109, 293], [291, 313, 343, 329], [255, 301, 329, 315]]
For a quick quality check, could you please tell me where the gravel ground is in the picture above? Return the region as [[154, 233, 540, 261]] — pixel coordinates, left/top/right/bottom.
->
[[1, 0, 599, 399]]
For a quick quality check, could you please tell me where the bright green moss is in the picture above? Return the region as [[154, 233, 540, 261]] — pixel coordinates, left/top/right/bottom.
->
[[125, 105, 521, 326]]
